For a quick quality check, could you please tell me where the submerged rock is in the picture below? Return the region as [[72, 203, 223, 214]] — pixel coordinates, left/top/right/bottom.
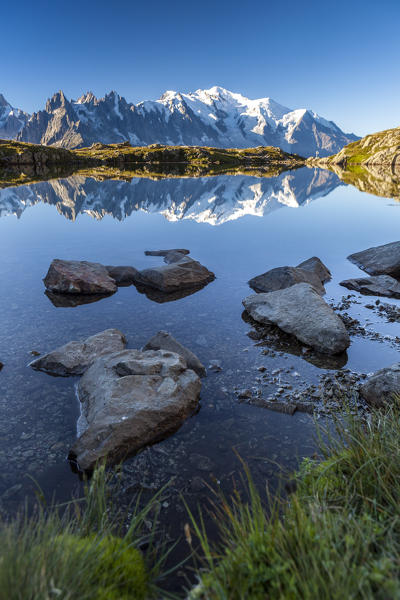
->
[[143, 330, 206, 377], [340, 275, 400, 298], [296, 256, 332, 283], [29, 329, 126, 376], [43, 259, 117, 295], [134, 256, 215, 293], [360, 363, 400, 407], [105, 265, 138, 286], [243, 283, 350, 355], [348, 241, 400, 277], [69, 349, 201, 471]]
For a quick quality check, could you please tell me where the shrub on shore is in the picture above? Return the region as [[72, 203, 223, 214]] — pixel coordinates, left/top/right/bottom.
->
[[0, 466, 166, 600], [188, 400, 400, 599]]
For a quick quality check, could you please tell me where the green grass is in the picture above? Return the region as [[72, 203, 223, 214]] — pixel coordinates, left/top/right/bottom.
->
[[0, 465, 170, 600], [187, 400, 400, 600]]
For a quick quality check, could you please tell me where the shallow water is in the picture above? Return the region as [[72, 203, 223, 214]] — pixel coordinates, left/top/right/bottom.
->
[[1, 166, 400, 582]]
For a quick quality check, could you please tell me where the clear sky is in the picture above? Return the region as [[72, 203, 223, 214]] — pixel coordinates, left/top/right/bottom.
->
[[2, 0, 400, 136]]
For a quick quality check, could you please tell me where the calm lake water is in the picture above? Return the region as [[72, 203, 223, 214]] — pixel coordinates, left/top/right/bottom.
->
[[1, 166, 400, 582]]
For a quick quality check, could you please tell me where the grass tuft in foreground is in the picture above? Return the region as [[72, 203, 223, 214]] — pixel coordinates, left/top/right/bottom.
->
[[0, 465, 169, 600], [188, 399, 400, 599]]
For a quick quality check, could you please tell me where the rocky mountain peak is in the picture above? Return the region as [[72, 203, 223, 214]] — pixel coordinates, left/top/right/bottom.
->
[[0, 93, 10, 108], [45, 90, 69, 112], [76, 91, 97, 105]]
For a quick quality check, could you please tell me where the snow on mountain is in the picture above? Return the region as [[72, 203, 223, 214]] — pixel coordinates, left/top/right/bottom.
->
[[12, 86, 358, 156], [0, 168, 342, 224], [0, 94, 30, 139]]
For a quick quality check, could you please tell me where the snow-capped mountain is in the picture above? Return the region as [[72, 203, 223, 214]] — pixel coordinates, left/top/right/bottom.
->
[[0, 94, 30, 139], [0, 167, 342, 224], [15, 86, 358, 156]]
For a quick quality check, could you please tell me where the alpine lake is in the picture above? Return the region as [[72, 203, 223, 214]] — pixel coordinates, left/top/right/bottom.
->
[[1, 165, 400, 590]]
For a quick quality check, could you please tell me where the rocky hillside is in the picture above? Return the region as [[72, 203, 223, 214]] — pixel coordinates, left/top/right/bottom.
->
[[14, 87, 358, 156], [0, 140, 305, 186], [311, 126, 400, 170]]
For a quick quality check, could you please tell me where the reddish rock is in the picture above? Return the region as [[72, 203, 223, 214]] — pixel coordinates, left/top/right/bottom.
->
[[43, 259, 117, 295]]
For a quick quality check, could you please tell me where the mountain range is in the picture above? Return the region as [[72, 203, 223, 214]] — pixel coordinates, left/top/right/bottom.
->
[[0, 87, 358, 157], [0, 168, 342, 224]]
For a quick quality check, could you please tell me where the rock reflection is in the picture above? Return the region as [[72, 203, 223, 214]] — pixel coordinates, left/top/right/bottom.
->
[[133, 282, 210, 303], [242, 311, 348, 370], [45, 291, 116, 308]]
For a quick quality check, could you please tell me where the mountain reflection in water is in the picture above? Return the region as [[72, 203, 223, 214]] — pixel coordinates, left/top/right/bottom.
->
[[0, 167, 342, 224]]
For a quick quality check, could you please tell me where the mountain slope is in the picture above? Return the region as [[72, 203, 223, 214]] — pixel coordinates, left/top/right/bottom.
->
[[312, 126, 400, 169], [0, 94, 30, 140], [15, 87, 358, 157]]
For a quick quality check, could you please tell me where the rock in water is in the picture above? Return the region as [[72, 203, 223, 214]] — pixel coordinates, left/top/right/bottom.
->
[[348, 241, 400, 277], [43, 259, 117, 294], [29, 329, 126, 376], [296, 256, 332, 283], [144, 249, 190, 258], [248, 266, 325, 295], [143, 331, 206, 377], [69, 349, 201, 471], [360, 363, 400, 407], [340, 275, 400, 298], [243, 283, 350, 355], [134, 257, 215, 293], [105, 265, 138, 286], [163, 250, 190, 264]]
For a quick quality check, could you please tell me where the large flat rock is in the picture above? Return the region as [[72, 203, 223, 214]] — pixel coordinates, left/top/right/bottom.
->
[[134, 256, 215, 293], [243, 282, 350, 355], [29, 329, 126, 376], [143, 330, 206, 377], [44, 259, 117, 295], [69, 349, 201, 471], [360, 363, 400, 407], [340, 275, 400, 298], [248, 265, 325, 295], [348, 241, 400, 277]]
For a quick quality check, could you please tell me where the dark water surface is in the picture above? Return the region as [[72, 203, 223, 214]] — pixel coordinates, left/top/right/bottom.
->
[[1, 166, 400, 587]]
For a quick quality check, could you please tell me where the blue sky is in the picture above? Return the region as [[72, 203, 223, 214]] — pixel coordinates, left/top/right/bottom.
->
[[2, 0, 400, 135]]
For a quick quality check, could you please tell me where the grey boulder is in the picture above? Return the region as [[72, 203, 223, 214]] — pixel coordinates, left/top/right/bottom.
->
[[297, 256, 331, 283], [243, 283, 350, 355], [143, 330, 206, 377], [248, 265, 325, 295], [134, 256, 215, 293], [43, 259, 117, 295], [29, 329, 126, 376], [348, 241, 400, 277], [340, 275, 400, 298], [69, 349, 201, 471], [360, 363, 400, 407]]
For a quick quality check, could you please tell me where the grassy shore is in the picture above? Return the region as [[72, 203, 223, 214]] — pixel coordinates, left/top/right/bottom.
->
[[2, 401, 399, 598], [0, 139, 305, 187], [0, 466, 169, 600], [188, 401, 400, 599]]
